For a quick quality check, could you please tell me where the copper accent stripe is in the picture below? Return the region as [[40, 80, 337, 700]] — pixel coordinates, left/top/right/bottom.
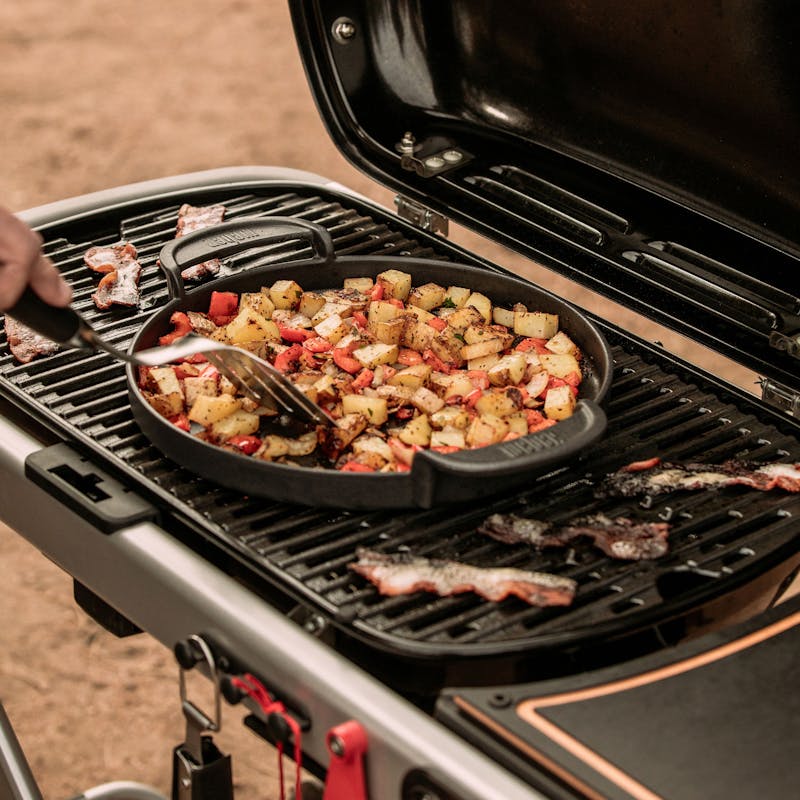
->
[[455, 610, 800, 800]]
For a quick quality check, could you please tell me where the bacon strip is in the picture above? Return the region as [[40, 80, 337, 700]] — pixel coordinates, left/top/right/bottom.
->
[[4, 316, 59, 363], [349, 548, 576, 606], [175, 203, 226, 280], [599, 458, 800, 498], [480, 513, 670, 560], [84, 242, 142, 309]]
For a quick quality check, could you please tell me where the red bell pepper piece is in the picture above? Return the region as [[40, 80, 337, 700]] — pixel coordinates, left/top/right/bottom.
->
[[168, 413, 190, 432], [332, 348, 363, 374], [350, 368, 374, 390], [338, 461, 376, 473], [227, 435, 262, 455], [465, 388, 483, 408], [387, 298, 405, 309], [274, 343, 304, 373], [515, 337, 551, 354], [396, 348, 423, 366], [422, 349, 451, 373], [394, 407, 414, 419], [304, 336, 333, 353], [379, 365, 397, 382], [528, 417, 558, 433], [279, 325, 314, 343], [159, 311, 193, 345], [369, 283, 385, 301], [208, 291, 239, 325], [467, 369, 490, 390], [199, 364, 220, 380], [352, 311, 368, 329], [426, 316, 447, 332], [430, 445, 461, 454]]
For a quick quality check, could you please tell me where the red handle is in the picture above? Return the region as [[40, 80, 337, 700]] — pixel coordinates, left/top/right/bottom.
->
[[323, 720, 369, 800]]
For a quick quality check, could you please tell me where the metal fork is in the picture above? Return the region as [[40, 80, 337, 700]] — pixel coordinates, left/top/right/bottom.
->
[[7, 288, 331, 427]]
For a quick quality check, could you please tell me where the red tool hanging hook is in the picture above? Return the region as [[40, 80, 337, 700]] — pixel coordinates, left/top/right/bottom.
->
[[322, 720, 368, 800]]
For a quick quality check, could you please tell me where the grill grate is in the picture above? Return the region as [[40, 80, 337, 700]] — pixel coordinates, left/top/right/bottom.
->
[[2, 186, 799, 662]]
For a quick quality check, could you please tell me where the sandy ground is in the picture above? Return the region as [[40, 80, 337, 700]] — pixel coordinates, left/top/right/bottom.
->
[[0, 2, 769, 798]]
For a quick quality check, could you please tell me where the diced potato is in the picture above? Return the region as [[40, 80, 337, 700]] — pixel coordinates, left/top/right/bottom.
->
[[506, 412, 530, 436], [269, 279, 303, 310], [341, 394, 389, 425], [353, 343, 399, 369], [546, 330, 579, 356], [370, 317, 404, 346], [311, 300, 353, 325], [445, 305, 484, 332], [209, 409, 260, 440], [525, 371, 550, 399], [286, 431, 319, 456], [368, 300, 403, 324], [320, 413, 370, 457], [465, 292, 492, 322], [463, 325, 495, 345], [343, 276, 374, 293], [389, 363, 432, 390], [439, 373, 475, 400], [219, 375, 237, 396], [430, 426, 467, 449], [522, 352, 543, 381], [514, 308, 559, 339], [188, 394, 241, 426], [376, 269, 412, 301], [444, 286, 471, 308], [241, 292, 275, 317], [184, 376, 218, 407], [314, 313, 350, 345], [468, 352, 501, 371], [144, 391, 184, 418], [487, 353, 527, 386], [187, 311, 218, 336], [403, 304, 435, 324], [429, 329, 466, 367], [313, 374, 338, 403], [539, 353, 582, 380], [401, 319, 435, 351], [430, 406, 471, 430], [298, 291, 326, 319], [399, 414, 432, 446], [411, 386, 445, 415], [492, 307, 515, 328], [544, 384, 576, 420], [256, 435, 291, 460], [408, 282, 447, 311], [148, 367, 183, 397], [352, 435, 394, 462], [474, 390, 523, 417], [460, 337, 506, 361], [466, 413, 510, 447], [375, 384, 415, 404], [226, 307, 281, 344]]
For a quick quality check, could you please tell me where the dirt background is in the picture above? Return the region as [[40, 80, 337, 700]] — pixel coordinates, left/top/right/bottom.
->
[[0, 2, 771, 798]]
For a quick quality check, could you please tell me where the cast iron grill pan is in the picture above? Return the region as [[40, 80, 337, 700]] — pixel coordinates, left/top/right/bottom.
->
[[1, 187, 798, 668]]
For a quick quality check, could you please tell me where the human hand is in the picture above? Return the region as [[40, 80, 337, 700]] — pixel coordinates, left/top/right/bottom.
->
[[0, 206, 72, 313]]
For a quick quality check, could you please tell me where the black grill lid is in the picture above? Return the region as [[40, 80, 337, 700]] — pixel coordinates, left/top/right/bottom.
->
[[290, 1, 800, 392]]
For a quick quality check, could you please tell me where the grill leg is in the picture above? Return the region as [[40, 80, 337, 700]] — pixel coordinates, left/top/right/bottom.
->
[[0, 701, 44, 800]]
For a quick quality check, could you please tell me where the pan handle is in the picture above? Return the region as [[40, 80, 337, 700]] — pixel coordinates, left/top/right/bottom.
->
[[410, 400, 607, 506], [158, 217, 336, 301]]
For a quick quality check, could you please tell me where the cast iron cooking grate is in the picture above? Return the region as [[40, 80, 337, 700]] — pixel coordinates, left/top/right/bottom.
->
[[1, 187, 798, 660]]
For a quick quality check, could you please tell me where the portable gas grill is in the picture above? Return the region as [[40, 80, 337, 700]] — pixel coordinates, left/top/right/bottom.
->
[[3, 2, 800, 799]]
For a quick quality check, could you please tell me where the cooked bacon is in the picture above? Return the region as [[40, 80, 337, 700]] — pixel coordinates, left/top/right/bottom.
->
[[84, 241, 142, 309], [175, 204, 226, 280], [480, 513, 670, 560], [349, 548, 576, 606], [599, 458, 800, 498], [4, 315, 59, 363]]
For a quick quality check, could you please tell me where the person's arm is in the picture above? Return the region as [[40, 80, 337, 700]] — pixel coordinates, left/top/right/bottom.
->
[[0, 207, 72, 312]]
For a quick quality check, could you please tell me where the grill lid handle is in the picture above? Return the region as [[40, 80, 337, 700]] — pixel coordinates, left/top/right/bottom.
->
[[158, 216, 336, 301]]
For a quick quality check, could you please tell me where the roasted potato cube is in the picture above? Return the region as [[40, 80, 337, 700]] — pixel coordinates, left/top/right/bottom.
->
[[298, 291, 326, 319], [545, 330, 579, 356], [398, 413, 432, 446], [475, 388, 524, 417], [467, 352, 501, 371], [353, 343, 399, 369], [286, 431, 319, 457], [487, 353, 527, 386], [209, 409, 260, 440], [544, 384, 576, 420], [525, 371, 550, 399], [188, 394, 241, 426], [411, 386, 445, 415], [341, 394, 389, 425], [460, 337, 506, 361], [403, 304, 435, 324], [314, 313, 350, 345], [187, 311, 219, 336], [539, 353, 581, 380], [352, 435, 394, 462], [370, 317, 405, 346], [401, 319, 436, 351], [389, 363, 432, 390], [147, 367, 183, 397], [465, 291, 492, 322], [269, 279, 303, 310], [311, 300, 353, 325], [376, 269, 412, 301], [430, 426, 467, 449], [184, 376, 219, 407], [313, 374, 338, 403], [144, 391, 184, 418], [514, 308, 559, 339], [466, 413, 509, 447], [446, 305, 484, 332], [506, 412, 530, 436], [256, 435, 291, 460], [343, 276, 374, 293], [444, 286, 471, 308], [408, 282, 447, 311], [429, 328, 466, 367], [492, 306, 515, 328], [320, 412, 370, 457], [430, 406, 471, 430], [368, 300, 403, 324], [241, 292, 276, 318], [226, 307, 281, 344], [438, 373, 475, 400]]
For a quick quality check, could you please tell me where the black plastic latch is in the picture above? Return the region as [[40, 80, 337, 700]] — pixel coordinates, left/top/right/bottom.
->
[[25, 442, 158, 534]]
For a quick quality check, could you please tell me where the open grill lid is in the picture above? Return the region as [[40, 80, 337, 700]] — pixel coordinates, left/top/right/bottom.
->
[[289, 0, 800, 394]]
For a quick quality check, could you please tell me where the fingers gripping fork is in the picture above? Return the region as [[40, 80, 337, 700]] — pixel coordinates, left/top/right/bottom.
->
[[171, 636, 233, 800]]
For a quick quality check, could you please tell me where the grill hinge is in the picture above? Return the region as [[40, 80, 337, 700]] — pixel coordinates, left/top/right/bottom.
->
[[394, 195, 449, 236], [760, 378, 800, 416]]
